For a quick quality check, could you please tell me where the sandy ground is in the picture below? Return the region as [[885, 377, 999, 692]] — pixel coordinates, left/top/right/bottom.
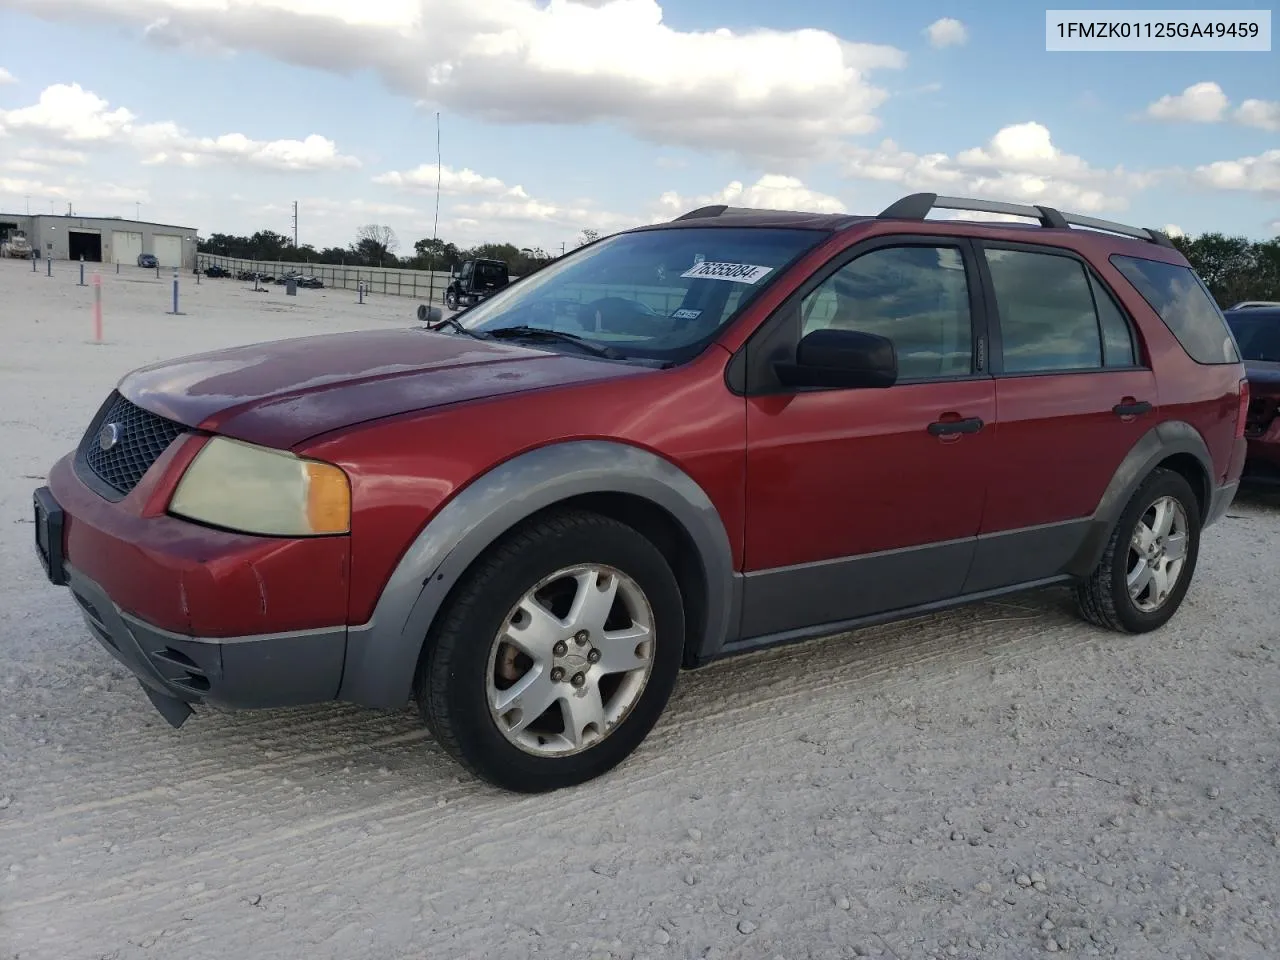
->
[[1, 255, 1278, 960]]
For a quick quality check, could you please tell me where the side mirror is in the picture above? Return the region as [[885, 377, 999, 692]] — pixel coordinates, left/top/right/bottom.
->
[[774, 328, 897, 389], [417, 304, 443, 324]]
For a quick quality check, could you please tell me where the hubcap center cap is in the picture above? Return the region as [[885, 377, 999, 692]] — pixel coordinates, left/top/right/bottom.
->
[[552, 632, 598, 681]]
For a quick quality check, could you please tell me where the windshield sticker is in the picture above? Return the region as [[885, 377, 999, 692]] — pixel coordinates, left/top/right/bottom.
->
[[681, 261, 773, 284], [672, 308, 702, 320]]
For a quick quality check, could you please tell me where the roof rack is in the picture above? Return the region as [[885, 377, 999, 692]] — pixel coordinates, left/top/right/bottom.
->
[[1227, 301, 1280, 310], [876, 192, 1176, 249]]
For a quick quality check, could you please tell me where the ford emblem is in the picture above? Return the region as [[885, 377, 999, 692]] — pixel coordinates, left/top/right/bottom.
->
[[98, 422, 122, 452]]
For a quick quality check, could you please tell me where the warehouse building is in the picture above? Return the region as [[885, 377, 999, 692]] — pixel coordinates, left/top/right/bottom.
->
[[0, 214, 198, 268]]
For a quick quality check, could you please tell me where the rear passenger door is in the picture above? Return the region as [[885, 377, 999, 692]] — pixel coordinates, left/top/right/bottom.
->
[[966, 241, 1157, 592]]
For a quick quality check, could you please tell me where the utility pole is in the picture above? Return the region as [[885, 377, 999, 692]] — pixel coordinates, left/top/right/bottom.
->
[[427, 112, 442, 309], [291, 200, 298, 248]]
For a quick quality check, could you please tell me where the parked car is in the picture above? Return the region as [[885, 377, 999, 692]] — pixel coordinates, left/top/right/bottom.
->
[[203, 264, 231, 278], [444, 257, 510, 310], [137, 253, 158, 268], [1224, 305, 1280, 484], [33, 192, 1247, 792]]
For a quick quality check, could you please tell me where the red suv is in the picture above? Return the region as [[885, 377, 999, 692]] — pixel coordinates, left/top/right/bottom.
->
[[33, 193, 1248, 792]]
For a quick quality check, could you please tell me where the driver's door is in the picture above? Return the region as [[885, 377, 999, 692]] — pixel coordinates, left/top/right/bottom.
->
[[740, 237, 996, 639]]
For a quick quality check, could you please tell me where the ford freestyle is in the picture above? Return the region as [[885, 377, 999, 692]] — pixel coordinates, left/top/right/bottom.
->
[[33, 193, 1248, 792]]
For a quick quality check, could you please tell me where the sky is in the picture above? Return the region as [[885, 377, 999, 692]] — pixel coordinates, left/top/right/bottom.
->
[[0, 0, 1276, 255]]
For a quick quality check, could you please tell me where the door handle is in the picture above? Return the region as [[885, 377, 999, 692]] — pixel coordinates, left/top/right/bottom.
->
[[928, 417, 984, 437], [1113, 400, 1152, 418]]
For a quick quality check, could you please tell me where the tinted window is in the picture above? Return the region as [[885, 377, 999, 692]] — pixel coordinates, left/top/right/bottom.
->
[[457, 227, 825, 364], [1090, 273, 1138, 367], [1225, 311, 1280, 362], [800, 245, 972, 380], [1111, 255, 1240, 364], [986, 249, 1102, 373]]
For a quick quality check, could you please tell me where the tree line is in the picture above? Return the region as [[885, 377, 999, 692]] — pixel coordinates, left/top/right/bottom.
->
[[197, 224, 602, 277], [1169, 233, 1279, 307], [196, 222, 1278, 306]]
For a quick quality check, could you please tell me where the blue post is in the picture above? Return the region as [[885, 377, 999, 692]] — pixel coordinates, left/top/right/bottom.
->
[[172, 270, 179, 314], [116, 261, 120, 275], [358, 281, 365, 305], [47, 255, 52, 278], [31, 251, 36, 272], [79, 256, 85, 286]]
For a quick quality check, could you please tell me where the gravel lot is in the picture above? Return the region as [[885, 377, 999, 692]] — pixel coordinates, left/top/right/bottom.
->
[[2, 256, 1278, 960]]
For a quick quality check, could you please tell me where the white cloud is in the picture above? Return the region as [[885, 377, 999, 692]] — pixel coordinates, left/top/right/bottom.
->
[[842, 121, 1154, 213], [1193, 150, 1280, 196], [14, 0, 907, 160], [655, 174, 847, 219], [1235, 98, 1280, 132], [0, 172, 148, 209], [0, 83, 359, 171], [372, 163, 525, 198], [1145, 81, 1229, 123], [0, 83, 135, 141], [924, 18, 968, 48], [1163, 223, 1185, 238], [17, 146, 90, 166], [1144, 82, 1280, 132], [0, 67, 16, 85]]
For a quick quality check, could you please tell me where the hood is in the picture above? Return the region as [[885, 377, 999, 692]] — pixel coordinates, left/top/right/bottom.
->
[[119, 328, 650, 448], [1245, 360, 1280, 395]]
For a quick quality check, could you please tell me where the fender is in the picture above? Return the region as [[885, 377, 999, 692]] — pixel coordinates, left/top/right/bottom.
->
[[338, 440, 736, 709], [1064, 419, 1214, 578]]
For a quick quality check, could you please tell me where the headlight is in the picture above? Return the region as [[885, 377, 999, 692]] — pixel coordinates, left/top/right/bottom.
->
[[169, 436, 350, 536]]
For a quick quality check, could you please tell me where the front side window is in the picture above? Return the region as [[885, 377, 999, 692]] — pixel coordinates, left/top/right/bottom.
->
[[455, 227, 827, 364], [985, 248, 1104, 374], [1111, 255, 1240, 364], [800, 244, 973, 380]]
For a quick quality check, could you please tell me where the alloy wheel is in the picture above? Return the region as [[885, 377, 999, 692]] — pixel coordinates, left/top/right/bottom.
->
[[485, 564, 656, 757], [1126, 495, 1190, 613]]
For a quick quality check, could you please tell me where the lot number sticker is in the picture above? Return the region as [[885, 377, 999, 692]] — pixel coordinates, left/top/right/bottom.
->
[[672, 308, 703, 320], [681, 261, 773, 284]]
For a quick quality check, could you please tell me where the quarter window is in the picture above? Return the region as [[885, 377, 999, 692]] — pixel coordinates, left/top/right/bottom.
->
[[800, 245, 973, 380], [1111, 255, 1240, 364]]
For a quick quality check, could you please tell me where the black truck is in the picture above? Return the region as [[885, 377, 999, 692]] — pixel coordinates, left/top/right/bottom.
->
[[443, 258, 510, 310]]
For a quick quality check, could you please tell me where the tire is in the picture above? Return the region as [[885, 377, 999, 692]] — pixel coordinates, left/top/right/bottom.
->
[[1073, 467, 1202, 633], [414, 510, 685, 792], [445, 290, 458, 311]]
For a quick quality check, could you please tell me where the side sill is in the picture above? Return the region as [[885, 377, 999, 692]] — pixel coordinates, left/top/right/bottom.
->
[[698, 574, 1073, 665]]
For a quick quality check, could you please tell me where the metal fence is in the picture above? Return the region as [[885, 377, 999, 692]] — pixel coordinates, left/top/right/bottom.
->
[[195, 254, 455, 302]]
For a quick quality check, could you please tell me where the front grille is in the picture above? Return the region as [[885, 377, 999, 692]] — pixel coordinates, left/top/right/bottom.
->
[[78, 391, 186, 496]]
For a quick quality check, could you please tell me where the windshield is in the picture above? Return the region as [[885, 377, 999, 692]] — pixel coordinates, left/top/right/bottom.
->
[[452, 226, 827, 363], [1226, 311, 1280, 362]]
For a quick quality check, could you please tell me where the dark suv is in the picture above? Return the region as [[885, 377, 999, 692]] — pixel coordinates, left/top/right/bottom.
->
[[1224, 304, 1280, 483], [33, 193, 1247, 792]]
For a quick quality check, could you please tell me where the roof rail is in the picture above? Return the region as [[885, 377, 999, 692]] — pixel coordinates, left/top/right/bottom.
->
[[877, 192, 1176, 248], [1227, 301, 1280, 310]]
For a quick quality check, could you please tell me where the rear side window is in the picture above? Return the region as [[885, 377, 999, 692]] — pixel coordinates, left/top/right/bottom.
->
[[1110, 255, 1240, 364], [985, 248, 1103, 373]]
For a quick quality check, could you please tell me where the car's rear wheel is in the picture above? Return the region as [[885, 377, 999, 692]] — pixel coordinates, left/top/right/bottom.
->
[[1073, 467, 1201, 633], [414, 510, 684, 792]]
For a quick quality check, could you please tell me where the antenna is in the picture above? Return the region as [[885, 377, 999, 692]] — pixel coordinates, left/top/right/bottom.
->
[[427, 111, 442, 311]]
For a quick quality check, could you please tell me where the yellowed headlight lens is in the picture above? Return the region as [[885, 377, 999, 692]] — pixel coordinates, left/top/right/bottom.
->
[[169, 436, 351, 536]]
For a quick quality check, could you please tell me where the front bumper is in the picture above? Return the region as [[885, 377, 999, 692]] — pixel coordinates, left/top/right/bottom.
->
[[64, 561, 347, 726], [33, 471, 350, 726]]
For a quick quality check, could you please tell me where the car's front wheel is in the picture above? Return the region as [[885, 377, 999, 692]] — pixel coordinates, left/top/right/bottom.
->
[[1073, 467, 1202, 633], [415, 510, 685, 792]]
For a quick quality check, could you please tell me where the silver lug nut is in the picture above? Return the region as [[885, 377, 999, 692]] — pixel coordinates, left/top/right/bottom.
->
[[570, 672, 586, 688], [587, 649, 601, 664], [553, 641, 568, 656], [550, 667, 565, 683], [575, 631, 589, 645]]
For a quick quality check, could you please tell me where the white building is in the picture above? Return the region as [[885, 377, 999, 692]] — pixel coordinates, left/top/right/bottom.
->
[[0, 214, 198, 268]]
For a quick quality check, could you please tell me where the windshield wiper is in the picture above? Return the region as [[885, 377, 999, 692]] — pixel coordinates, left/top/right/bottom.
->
[[486, 325, 624, 360], [434, 316, 489, 339]]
